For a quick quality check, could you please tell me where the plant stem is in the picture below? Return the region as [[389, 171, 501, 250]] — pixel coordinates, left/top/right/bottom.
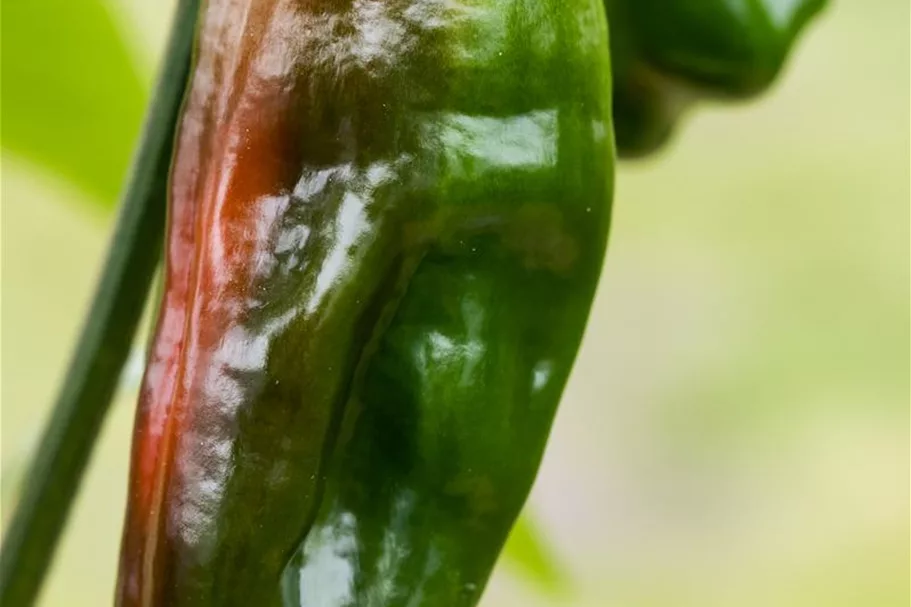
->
[[0, 2, 200, 604]]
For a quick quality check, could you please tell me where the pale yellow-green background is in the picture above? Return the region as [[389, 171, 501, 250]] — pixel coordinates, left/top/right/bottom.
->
[[2, 1, 908, 605]]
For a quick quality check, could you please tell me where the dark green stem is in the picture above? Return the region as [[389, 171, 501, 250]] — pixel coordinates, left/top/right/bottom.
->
[[0, 2, 200, 604]]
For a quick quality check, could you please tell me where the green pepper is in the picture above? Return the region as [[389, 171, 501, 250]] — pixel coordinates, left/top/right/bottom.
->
[[606, 0, 828, 157], [116, 1, 614, 605]]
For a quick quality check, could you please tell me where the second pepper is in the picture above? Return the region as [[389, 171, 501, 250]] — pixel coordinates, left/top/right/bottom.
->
[[606, 0, 828, 157]]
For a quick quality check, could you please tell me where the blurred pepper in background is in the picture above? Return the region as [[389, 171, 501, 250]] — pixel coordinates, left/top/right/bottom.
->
[[607, 0, 827, 157]]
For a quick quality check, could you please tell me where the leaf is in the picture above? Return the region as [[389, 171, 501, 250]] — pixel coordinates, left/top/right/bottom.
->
[[0, 454, 25, 517], [501, 512, 569, 595], [1, 0, 148, 209]]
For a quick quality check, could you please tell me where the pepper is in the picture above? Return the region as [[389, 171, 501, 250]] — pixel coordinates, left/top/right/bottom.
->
[[116, 1, 614, 605], [606, 0, 827, 157]]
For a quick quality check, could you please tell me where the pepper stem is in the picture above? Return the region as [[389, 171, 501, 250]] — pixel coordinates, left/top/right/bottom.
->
[[0, 2, 200, 604]]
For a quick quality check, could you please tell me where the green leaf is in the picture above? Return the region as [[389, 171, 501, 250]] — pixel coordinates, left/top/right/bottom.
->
[[1, 0, 148, 209], [501, 512, 569, 595]]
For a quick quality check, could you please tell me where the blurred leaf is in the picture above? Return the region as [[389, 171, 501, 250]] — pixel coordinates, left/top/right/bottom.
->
[[0, 455, 25, 516], [501, 513, 569, 595], [1, 0, 148, 210]]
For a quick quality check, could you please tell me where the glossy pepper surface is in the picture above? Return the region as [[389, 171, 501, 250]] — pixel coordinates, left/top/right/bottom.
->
[[606, 0, 827, 157], [116, 0, 614, 605]]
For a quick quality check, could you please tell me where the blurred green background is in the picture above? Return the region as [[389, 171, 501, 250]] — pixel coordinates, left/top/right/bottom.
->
[[1, 1, 908, 605]]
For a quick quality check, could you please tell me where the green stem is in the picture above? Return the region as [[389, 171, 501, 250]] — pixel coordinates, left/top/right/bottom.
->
[[0, 2, 200, 604]]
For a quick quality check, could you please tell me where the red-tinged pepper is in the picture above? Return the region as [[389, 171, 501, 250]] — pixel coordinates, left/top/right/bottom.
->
[[117, 1, 614, 606]]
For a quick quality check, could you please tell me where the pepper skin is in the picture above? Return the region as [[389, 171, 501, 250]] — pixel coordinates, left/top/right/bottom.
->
[[116, 1, 614, 606], [606, 0, 827, 157]]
